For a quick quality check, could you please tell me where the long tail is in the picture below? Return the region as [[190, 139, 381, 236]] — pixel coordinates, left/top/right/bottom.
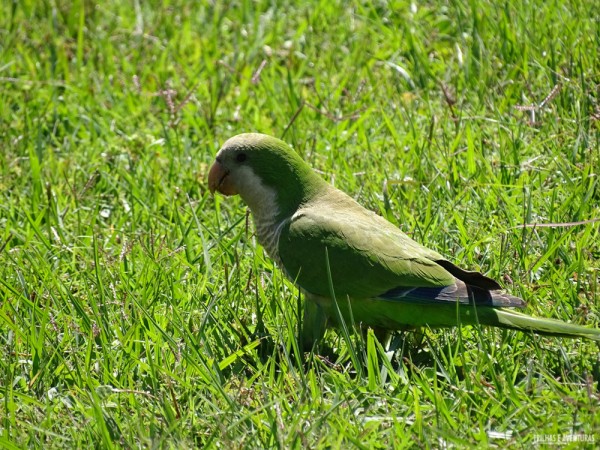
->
[[481, 309, 600, 342]]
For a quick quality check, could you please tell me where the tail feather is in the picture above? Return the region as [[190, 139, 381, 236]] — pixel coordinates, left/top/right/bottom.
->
[[435, 259, 502, 290], [482, 309, 600, 342]]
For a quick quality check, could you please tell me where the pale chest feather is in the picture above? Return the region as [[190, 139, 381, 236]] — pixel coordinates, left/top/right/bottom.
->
[[254, 215, 287, 263], [235, 165, 287, 263]]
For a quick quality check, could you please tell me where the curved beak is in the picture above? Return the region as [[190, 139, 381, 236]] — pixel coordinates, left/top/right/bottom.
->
[[208, 160, 237, 196]]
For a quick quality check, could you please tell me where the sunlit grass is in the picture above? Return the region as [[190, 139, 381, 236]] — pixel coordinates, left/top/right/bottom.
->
[[1, 0, 599, 447]]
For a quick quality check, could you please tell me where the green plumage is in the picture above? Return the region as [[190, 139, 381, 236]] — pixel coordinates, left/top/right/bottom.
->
[[211, 133, 600, 346], [277, 189, 455, 298], [309, 296, 600, 341]]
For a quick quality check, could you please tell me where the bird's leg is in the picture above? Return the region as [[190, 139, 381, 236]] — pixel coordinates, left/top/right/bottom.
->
[[371, 327, 391, 346], [301, 295, 328, 351]]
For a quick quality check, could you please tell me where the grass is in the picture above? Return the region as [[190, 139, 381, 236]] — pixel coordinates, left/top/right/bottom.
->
[[1, 0, 599, 447]]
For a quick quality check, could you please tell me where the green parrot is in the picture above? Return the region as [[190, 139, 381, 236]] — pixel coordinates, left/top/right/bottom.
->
[[208, 133, 600, 347]]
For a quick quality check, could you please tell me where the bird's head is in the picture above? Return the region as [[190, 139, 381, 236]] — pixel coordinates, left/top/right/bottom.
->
[[208, 133, 325, 218]]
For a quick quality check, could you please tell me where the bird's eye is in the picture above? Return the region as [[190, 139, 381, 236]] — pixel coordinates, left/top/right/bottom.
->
[[236, 153, 247, 163]]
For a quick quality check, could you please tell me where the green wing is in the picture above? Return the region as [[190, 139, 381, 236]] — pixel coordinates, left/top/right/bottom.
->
[[277, 196, 456, 299]]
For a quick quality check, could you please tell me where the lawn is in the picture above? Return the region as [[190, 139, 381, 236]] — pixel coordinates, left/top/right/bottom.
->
[[1, 0, 599, 448]]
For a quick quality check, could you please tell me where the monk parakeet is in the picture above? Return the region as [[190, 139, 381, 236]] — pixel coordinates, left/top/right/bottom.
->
[[208, 133, 600, 347]]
